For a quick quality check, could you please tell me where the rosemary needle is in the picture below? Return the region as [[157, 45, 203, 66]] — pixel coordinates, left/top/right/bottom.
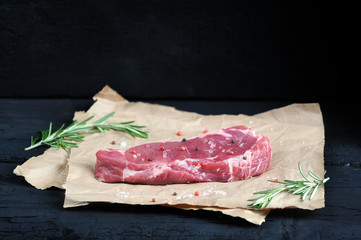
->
[[25, 112, 148, 151], [248, 162, 330, 210]]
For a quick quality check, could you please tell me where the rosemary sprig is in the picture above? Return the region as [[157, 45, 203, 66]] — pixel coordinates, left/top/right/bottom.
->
[[25, 112, 148, 151], [248, 162, 330, 210]]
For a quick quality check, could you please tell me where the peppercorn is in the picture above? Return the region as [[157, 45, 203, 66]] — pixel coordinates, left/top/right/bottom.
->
[[148, 158, 152, 161], [196, 147, 200, 151], [172, 192, 177, 196], [243, 155, 247, 160], [182, 138, 187, 142], [231, 139, 235, 143], [111, 140, 116, 145], [181, 146, 186, 151]]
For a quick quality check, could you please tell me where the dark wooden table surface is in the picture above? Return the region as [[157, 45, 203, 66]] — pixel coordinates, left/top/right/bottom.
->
[[1, 99, 360, 239]]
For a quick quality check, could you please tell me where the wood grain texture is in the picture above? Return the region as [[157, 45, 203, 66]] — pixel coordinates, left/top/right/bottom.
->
[[1, 99, 360, 239]]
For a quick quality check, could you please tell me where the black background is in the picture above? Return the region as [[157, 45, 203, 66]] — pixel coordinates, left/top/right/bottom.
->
[[1, 0, 347, 101]]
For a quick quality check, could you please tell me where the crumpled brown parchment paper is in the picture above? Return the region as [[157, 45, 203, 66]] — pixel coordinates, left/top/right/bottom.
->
[[14, 86, 325, 225]]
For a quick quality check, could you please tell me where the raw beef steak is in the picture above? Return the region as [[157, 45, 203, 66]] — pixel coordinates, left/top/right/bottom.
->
[[95, 126, 271, 185]]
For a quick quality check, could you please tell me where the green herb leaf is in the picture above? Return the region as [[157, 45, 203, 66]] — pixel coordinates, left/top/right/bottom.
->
[[248, 162, 329, 210], [24, 112, 149, 151]]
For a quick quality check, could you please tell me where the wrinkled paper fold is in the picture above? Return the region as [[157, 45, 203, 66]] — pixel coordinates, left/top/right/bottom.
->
[[14, 86, 325, 225]]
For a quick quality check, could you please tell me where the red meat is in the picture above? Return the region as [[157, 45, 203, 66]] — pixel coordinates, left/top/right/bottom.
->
[[95, 126, 271, 185]]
